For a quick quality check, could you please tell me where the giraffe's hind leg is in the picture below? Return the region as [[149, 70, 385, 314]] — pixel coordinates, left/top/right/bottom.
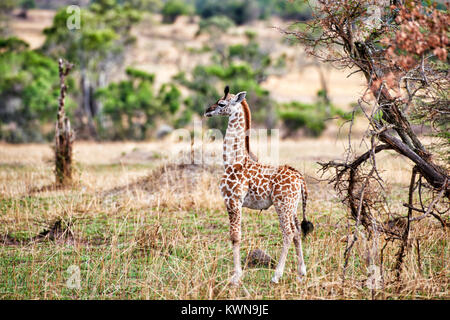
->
[[271, 200, 297, 284], [293, 231, 306, 282]]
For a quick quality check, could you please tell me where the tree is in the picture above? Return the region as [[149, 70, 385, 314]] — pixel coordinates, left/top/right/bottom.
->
[[42, 1, 141, 138], [283, 0, 449, 282], [95, 67, 182, 140], [161, 0, 193, 23], [0, 38, 73, 142], [278, 91, 351, 138], [128, 0, 162, 13], [197, 15, 235, 36], [194, 0, 261, 25], [0, 0, 15, 36], [176, 32, 286, 132], [18, 0, 36, 19], [194, 0, 312, 24]]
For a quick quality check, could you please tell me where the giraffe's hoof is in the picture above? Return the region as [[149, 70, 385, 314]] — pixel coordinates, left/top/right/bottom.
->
[[229, 273, 242, 286], [230, 281, 240, 287], [229, 278, 240, 286], [300, 265, 307, 277], [271, 270, 283, 284]]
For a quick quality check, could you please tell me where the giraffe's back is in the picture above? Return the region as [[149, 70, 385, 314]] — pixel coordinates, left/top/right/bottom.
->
[[270, 165, 305, 204], [242, 162, 305, 211]]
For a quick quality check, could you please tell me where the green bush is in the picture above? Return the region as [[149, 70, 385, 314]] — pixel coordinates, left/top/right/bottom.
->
[[277, 102, 326, 137], [195, 0, 260, 25], [272, 0, 311, 20], [20, 0, 35, 10], [126, 67, 155, 82], [162, 0, 193, 23], [96, 68, 182, 140], [0, 39, 75, 142], [277, 93, 352, 137], [128, 0, 162, 12], [197, 15, 235, 36], [194, 0, 312, 25], [175, 61, 274, 132], [0, 36, 29, 52]]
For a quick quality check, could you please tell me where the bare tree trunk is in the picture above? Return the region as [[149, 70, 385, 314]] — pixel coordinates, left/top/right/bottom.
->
[[315, 63, 331, 115], [55, 58, 74, 186], [79, 68, 98, 140]]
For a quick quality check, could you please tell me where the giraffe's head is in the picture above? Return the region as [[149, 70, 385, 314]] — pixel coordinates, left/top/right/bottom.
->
[[204, 86, 247, 117]]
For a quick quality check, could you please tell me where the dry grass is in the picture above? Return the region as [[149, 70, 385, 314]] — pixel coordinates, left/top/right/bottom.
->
[[0, 135, 448, 300]]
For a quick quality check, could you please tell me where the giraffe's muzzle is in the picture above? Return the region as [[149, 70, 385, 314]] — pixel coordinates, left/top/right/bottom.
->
[[204, 105, 217, 117]]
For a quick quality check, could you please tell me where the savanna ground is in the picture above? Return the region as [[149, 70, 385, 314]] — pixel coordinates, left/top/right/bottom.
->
[[0, 121, 448, 299], [1, 9, 448, 301]]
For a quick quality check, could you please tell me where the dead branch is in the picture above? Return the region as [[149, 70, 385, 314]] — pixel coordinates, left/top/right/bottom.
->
[[284, 0, 449, 283], [55, 58, 74, 185]]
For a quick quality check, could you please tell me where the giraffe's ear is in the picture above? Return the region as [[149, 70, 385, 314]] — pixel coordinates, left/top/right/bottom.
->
[[233, 91, 246, 104]]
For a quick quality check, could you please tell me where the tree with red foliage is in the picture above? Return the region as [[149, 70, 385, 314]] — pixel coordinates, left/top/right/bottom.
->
[[282, 0, 448, 283]]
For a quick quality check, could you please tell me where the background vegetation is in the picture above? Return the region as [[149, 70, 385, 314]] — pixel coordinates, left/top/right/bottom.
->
[[0, 0, 348, 143]]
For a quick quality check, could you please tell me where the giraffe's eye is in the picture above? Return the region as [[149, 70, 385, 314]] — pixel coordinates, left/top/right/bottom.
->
[[218, 101, 226, 107]]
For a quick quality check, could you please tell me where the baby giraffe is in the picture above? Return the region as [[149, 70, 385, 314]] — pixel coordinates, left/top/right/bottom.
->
[[204, 86, 313, 285]]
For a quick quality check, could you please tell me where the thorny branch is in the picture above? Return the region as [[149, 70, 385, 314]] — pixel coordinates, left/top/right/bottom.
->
[[286, 0, 449, 283]]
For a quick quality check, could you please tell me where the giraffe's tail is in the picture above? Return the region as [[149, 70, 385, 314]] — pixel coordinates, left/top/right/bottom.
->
[[294, 182, 314, 237]]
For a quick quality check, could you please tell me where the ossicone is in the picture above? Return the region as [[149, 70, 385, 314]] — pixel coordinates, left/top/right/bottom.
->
[[224, 85, 230, 98]]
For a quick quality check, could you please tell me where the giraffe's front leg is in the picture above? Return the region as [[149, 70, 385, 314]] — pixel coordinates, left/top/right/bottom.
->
[[227, 203, 243, 286]]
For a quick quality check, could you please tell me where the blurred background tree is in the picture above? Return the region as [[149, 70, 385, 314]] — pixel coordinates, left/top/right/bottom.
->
[[0, 0, 15, 36], [0, 37, 76, 142], [162, 0, 194, 23], [278, 91, 352, 138], [96, 67, 182, 140], [194, 0, 311, 25], [196, 15, 235, 36], [18, 0, 36, 19], [128, 0, 162, 13], [42, 0, 141, 138], [175, 31, 278, 133]]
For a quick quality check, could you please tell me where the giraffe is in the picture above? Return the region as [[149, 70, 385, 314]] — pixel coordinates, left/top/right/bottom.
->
[[204, 86, 314, 285]]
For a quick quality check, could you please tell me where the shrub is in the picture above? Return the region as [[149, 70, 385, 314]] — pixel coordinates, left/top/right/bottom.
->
[[0, 40, 75, 142], [194, 0, 260, 25], [194, 0, 312, 24], [96, 68, 183, 140], [277, 102, 326, 137], [162, 0, 193, 23], [197, 15, 235, 36], [277, 93, 352, 137]]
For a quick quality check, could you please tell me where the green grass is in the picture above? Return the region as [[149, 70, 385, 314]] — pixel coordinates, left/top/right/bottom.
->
[[0, 143, 448, 300]]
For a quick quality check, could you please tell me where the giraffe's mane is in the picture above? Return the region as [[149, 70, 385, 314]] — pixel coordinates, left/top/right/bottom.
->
[[241, 99, 256, 160]]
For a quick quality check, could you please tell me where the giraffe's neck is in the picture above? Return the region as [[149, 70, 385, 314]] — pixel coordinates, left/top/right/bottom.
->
[[223, 107, 249, 167]]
